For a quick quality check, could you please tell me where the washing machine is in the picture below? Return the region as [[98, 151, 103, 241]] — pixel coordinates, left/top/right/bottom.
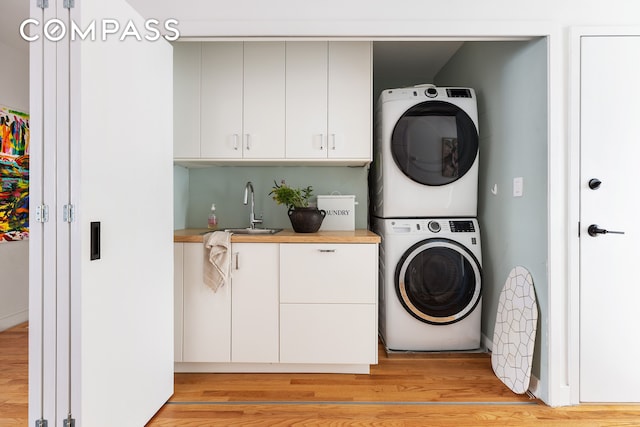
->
[[371, 85, 479, 218], [372, 217, 482, 351]]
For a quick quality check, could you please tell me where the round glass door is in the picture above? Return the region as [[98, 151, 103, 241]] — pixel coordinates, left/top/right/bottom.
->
[[391, 101, 478, 186], [395, 238, 482, 325]]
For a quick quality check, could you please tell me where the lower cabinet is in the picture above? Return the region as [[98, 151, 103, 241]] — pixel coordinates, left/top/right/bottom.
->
[[230, 243, 279, 363], [181, 242, 232, 362], [175, 240, 378, 370], [280, 303, 377, 364], [279, 243, 378, 365]]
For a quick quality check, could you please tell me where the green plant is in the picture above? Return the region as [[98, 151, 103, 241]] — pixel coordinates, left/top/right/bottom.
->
[[269, 180, 314, 209]]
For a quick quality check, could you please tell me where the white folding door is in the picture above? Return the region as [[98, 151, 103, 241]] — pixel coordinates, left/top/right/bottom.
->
[[29, 0, 175, 425]]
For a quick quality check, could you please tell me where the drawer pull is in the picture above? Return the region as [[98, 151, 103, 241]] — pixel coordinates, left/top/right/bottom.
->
[[318, 249, 336, 253]]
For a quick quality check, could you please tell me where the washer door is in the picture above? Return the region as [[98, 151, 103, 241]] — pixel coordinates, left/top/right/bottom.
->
[[391, 101, 478, 186], [395, 238, 482, 325]]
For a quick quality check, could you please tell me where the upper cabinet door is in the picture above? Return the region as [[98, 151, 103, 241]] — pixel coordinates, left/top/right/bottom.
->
[[173, 43, 201, 158], [285, 41, 329, 159], [201, 42, 244, 159], [328, 42, 372, 160], [243, 42, 286, 159]]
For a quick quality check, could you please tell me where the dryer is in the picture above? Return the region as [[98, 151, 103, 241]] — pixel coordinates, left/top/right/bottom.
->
[[371, 85, 479, 218], [372, 217, 482, 351]]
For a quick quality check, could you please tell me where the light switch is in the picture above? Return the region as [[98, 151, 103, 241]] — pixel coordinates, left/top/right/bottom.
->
[[513, 177, 523, 197]]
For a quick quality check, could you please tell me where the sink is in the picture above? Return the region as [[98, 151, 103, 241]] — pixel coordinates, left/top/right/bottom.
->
[[224, 228, 283, 235]]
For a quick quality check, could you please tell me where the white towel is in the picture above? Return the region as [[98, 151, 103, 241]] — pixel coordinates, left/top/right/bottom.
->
[[203, 231, 232, 292]]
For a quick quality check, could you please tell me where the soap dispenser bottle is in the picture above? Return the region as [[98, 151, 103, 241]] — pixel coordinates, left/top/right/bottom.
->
[[207, 204, 218, 230]]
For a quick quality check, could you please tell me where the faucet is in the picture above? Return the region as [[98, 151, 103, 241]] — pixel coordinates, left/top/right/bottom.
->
[[243, 181, 263, 229]]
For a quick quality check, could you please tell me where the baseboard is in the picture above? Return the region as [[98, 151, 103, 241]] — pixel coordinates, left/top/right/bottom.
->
[[0, 309, 28, 332], [481, 333, 493, 352], [527, 374, 540, 398]]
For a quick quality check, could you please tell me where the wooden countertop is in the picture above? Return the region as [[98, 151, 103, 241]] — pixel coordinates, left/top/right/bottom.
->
[[174, 228, 380, 243]]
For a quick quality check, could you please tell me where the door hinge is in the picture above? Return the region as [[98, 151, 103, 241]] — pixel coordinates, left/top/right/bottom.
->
[[35, 419, 48, 427], [37, 0, 49, 9], [63, 204, 75, 223], [63, 415, 75, 427], [35, 205, 50, 223], [63, 0, 75, 9]]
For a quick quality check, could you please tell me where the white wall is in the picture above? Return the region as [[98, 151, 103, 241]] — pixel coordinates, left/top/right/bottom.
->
[[0, 39, 29, 332]]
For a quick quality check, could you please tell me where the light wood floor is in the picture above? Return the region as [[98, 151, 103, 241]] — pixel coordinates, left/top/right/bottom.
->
[[3, 323, 640, 426]]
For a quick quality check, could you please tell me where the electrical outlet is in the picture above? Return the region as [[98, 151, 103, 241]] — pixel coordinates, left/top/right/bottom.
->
[[513, 177, 523, 197]]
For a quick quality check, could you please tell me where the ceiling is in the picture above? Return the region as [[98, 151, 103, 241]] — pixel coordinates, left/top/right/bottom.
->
[[1, 1, 463, 83], [0, 0, 29, 52]]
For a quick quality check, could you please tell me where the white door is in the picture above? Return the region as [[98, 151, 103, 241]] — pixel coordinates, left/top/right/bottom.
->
[[580, 35, 640, 402], [29, 0, 175, 425]]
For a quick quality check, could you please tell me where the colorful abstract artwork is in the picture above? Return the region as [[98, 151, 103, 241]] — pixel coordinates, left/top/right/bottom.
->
[[0, 105, 29, 242]]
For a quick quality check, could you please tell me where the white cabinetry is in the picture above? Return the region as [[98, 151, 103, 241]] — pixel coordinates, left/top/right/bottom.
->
[[230, 243, 280, 363], [173, 43, 201, 158], [175, 239, 378, 371], [173, 41, 371, 165], [285, 41, 372, 161], [199, 42, 243, 159], [175, 242, 279, 365], [181, 242, 232, 362], [174, 243, 184, 362], [176, 42, 286, 160], [241, 42, 286, 159], [279, 243, 378, 364]]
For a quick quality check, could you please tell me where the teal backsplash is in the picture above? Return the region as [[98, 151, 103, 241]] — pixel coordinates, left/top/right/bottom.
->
[[175, 165, 370, 230]]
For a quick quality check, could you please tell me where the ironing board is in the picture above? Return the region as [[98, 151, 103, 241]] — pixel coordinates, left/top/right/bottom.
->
[[491, 266, 538, 394]]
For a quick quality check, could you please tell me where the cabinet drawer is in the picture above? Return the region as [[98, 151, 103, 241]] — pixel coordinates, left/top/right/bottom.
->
[[280, 243, 377, 304], [280, 303, 377, 364]]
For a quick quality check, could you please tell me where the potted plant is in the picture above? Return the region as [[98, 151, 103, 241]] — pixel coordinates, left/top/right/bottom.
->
[[269, 180, 326, 233]]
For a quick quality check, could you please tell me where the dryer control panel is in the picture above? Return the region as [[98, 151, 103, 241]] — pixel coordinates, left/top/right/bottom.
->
[[449, 220, 476, 233]]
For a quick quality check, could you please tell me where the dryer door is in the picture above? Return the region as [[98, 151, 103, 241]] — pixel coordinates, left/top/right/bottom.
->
[[395, 238, 482, 325], [391, 101, 478, 186]]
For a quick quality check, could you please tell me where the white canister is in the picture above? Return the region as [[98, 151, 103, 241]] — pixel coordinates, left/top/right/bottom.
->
[[317, 195, 357, 231]]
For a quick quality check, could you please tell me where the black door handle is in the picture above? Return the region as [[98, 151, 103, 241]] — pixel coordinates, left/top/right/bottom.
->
[[588, 178, 602, 190], [588, 224, 625, 237]]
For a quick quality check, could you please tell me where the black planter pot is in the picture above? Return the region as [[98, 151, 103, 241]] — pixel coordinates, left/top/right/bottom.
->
[[288, 207, 326, 233]]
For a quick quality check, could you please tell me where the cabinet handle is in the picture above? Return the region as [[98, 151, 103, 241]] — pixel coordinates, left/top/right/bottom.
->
[[234, 252, 239, 270], [245, 134, 251, 151], [318, 249, 336, 253], [330, 134, 337, 150], [319, 134, 325, 150], [233, 134, 239, 150]]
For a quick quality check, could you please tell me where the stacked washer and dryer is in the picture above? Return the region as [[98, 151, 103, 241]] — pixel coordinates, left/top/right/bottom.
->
[[371, 84, 483, 352]]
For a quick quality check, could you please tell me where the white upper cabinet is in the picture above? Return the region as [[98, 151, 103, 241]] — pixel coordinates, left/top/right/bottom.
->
[[286, 41, 372, 161], [285, 42, 329, 159], [200, 42, 244, 159], [198, 42, 286, 160], [327, 42, 372, 160], [243, 42, 286, 159], [173, 42, 201, 158], [173, 41, 371, 165]]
